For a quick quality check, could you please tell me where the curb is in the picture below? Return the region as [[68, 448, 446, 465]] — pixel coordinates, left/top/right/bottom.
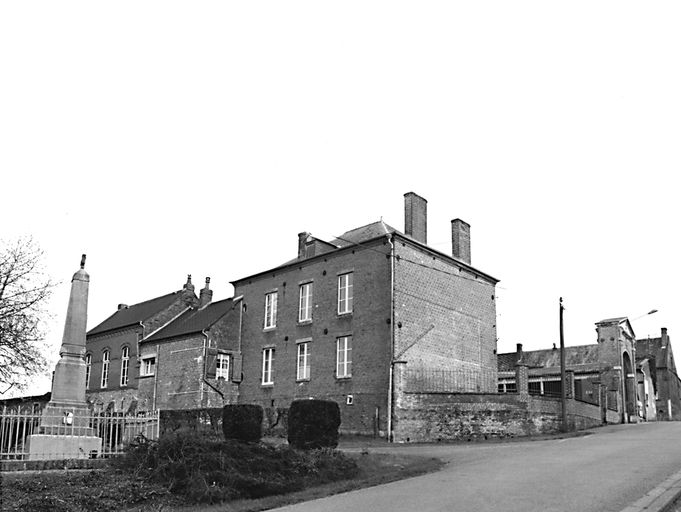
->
[[621, 469, 681, 512]]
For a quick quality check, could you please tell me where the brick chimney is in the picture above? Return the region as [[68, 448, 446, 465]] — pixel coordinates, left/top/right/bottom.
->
[[183, 274, 195, 293], [298, 232, 310, 259], [199, 277, 213, 308], [404, 192, 427, 244], [451, 218, 471, 264], [661, 327, 669, 347], [117, 304, 128, 310]]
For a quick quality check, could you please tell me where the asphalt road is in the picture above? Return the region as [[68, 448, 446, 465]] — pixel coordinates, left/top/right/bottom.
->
[[271, 422, 681, 512]]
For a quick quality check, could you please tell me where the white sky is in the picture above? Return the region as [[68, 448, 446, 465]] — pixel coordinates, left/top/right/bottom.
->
[[2, 2, 679, 397]]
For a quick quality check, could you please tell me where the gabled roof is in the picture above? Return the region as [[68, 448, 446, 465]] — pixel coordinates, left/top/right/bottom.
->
[[636, 337, 668, 369], [88, 291, 183, 336], [498, 344, 601, 372], [144, 298, 235, 342], [596, 317, 627, 325]]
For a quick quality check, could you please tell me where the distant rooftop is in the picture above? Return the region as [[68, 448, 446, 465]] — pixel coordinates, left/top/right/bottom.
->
[[144, 298, 235, 342]]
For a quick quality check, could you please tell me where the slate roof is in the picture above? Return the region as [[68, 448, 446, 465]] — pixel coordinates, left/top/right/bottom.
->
[[596, 317, 627, 325], [330, 220, 397, 247], [144, 298, 235, 342], [498, 344, 601, 373], [88, 291, 183, 336]]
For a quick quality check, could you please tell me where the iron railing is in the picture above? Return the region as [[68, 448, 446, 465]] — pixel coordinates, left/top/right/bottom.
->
[[0, 407, 159, 460]]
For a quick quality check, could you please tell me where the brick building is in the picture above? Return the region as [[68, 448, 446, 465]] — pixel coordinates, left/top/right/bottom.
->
[[231, 192, 499, 437], [85, 276, 198, 412], [138, 278, 241, 411], [636, 328, 681, 420], [82, 193, 499, 439]]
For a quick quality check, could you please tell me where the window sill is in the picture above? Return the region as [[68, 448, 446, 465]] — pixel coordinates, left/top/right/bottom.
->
[[337, 311, 353, 318], [261, 383, 274, 387], [298, 319, 313, 326], [139, 374, 155, 379], [296, 378, 311, 383], [263, 326, 277, 332], [335, 376, 352, 380]]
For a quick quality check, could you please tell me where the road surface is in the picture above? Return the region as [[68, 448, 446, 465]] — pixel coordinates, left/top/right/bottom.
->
[[271, 422, 681, 512]]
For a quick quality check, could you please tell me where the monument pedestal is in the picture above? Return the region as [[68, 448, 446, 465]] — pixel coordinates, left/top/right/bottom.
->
[[27, 402, 102, 460]]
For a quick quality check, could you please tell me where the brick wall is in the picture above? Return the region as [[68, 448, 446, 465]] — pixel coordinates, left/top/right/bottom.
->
[[233, 238, 393, 435], [86, 326, 141, 405], [393, 238, 497, 392], [393, 391, 617, 443]]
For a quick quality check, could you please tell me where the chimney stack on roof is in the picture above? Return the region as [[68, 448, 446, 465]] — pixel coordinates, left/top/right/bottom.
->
[[183, 274, 194, 293], [117, 304, 128, 310], [298, 232, 310, 260], [404, 192, 427, 244], [199, 277, 213, 308], [451, 218, 471, 264]]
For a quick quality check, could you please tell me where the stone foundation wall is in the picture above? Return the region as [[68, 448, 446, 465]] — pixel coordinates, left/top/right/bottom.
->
[[393, 392, 620, 443]]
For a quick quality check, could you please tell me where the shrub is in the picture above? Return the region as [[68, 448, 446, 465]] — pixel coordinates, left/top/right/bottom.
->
[[288, 399, 341, 450], [222, 404, 263, 442], [118, 429, 358, 504]]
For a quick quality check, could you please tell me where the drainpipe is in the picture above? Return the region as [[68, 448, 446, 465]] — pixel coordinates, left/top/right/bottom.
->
[[387, 234, 395, 442], [152, 344, 159, 410], [202, 330, 224, 403]]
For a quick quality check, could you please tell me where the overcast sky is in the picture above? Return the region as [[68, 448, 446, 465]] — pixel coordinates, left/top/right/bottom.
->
[[2, 2, 679, 397]]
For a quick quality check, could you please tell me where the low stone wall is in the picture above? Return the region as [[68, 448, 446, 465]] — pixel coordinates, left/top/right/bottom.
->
[[393, 392, 619, 443]]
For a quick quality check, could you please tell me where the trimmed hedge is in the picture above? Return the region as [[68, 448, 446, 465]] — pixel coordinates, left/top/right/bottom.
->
[[287, 399, 340, 449], [222, 404, 263, 442]]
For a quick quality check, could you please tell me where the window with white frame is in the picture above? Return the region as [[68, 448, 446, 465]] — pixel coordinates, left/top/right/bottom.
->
[[297, 342, 311, 380], [120, 346, 130, 387], [338, 273, 353, 314], [216, 353, 230, 380], [140, 356, 156, 377], [262, 348, 275, 384], [85, 353, 92, 389], [264, 292, 278, 329], [299, 283, 313, 322], [336, 336, 352, 378], [101, 350, 110, 388]]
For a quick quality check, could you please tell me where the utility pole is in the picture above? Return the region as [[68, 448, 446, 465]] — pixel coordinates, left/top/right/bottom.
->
[[560, 297, 567, 432]]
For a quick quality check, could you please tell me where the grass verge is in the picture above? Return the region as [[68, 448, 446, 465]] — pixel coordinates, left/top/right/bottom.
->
[[0, 436, 443, 512]]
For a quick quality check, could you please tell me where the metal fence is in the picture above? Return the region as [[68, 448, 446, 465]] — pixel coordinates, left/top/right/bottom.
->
[[402, 368, 498, 393], [0, 408, 159, 460]]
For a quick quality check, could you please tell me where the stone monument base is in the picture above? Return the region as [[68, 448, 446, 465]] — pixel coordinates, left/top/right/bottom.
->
[[26, 434, 102, 460]]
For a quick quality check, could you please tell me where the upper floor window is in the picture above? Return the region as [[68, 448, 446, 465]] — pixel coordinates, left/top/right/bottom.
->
[[338, 273, 354, 314], [101, 350, 110, 388], [120, 346, 130, 387], [262, 348, 275, 385], [85, 353, 92, 389], [336, 336, 352, 378], [297, 342, 311, 381], [140, 355, 156, 377], [264, 292, 278, 329], [299, 283, 313, 322], [216, 353, 230, 380]]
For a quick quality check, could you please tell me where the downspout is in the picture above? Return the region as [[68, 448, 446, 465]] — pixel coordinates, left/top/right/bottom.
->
[[152, 344, 159, 410], [202, 330, 224, 402], [387, 234, 395, 442]]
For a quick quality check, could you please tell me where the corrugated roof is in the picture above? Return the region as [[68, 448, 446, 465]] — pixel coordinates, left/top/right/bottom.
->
[[498, 344, 601, 372], [144, 298, 235, 342], [88, 291, 182, 336]]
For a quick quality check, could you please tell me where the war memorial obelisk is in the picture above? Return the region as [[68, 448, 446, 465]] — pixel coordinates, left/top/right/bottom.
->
[[28, 255, 102, 459]]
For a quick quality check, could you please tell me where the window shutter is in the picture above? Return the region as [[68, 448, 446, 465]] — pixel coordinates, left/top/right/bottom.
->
[[205, 348, 218, 379], [232, 353, 243, 383]]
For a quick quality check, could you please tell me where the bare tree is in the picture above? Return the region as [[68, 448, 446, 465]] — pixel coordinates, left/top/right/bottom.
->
[[0, 237, 56, 394]]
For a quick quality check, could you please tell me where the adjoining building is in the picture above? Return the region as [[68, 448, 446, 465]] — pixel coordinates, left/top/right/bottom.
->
[[636, 328, 681, 420], [85, 276, 198, 412], [497, 320, 674, 424]]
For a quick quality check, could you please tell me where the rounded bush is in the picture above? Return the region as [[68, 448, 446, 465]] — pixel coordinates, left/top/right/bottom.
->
[[287, 399, 341, 449], [223, 404, 263, 442]]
